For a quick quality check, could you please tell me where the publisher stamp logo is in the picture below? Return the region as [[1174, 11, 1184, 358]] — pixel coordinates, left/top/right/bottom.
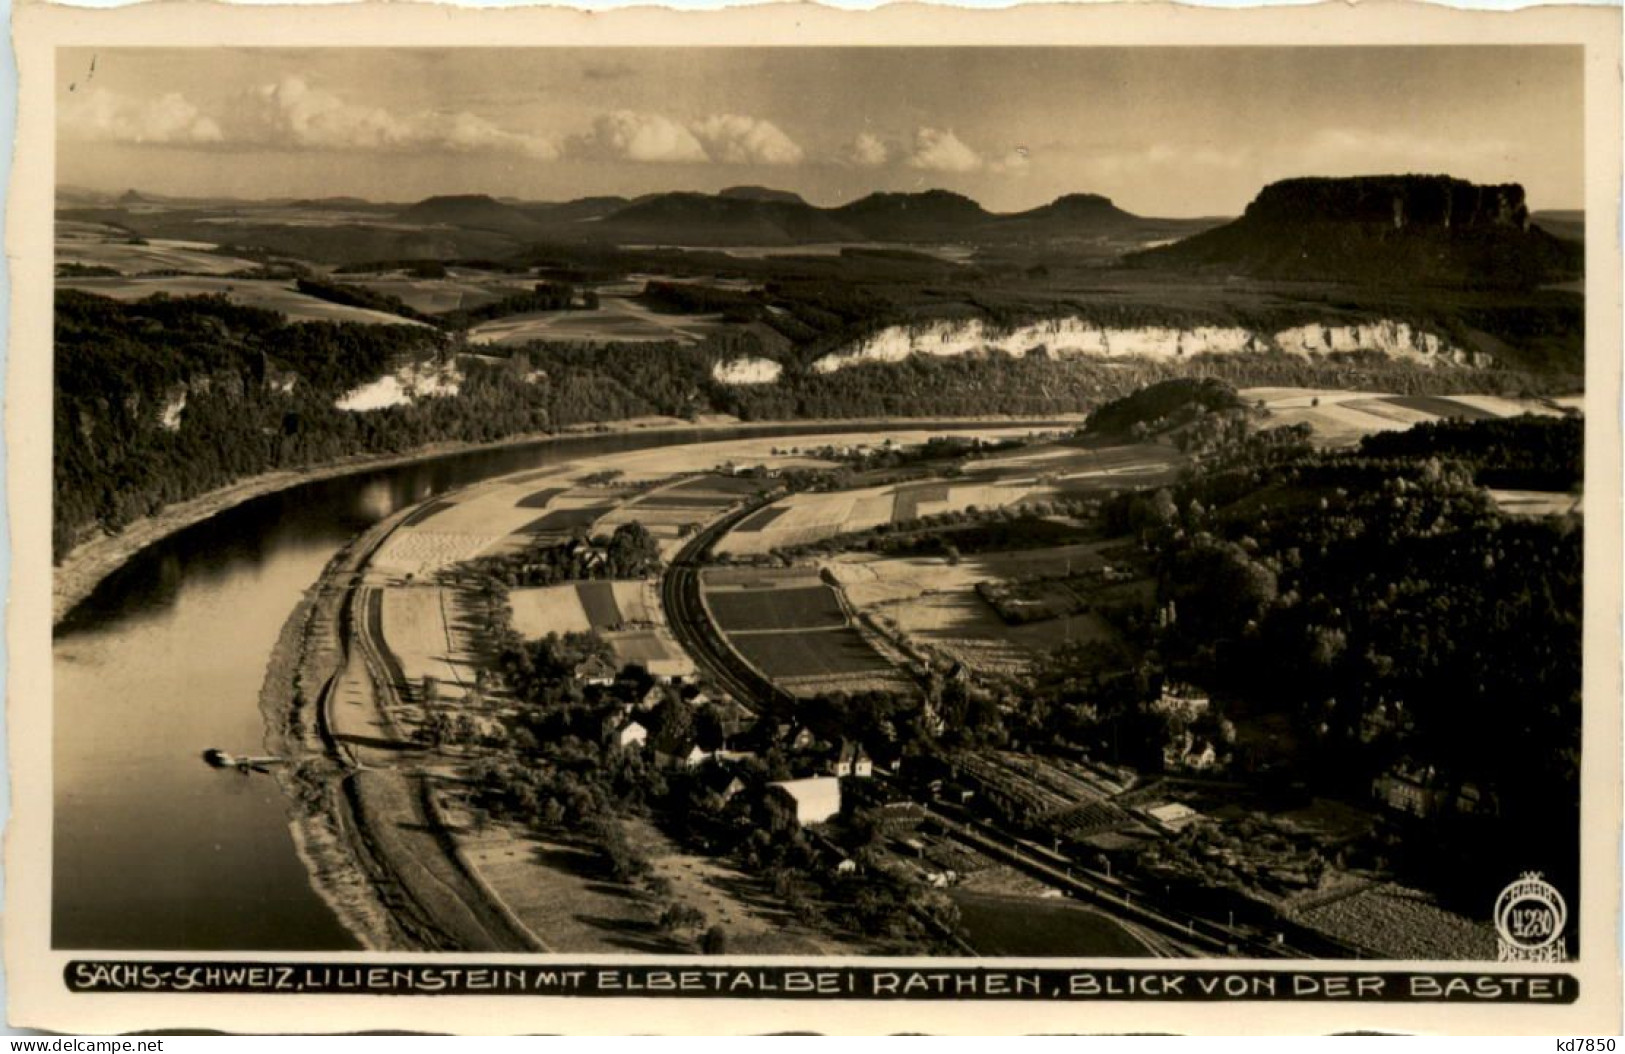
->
[[1494, 872, 1568, 962]]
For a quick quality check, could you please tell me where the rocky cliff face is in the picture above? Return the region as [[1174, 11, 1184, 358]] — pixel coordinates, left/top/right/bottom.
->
[[335, 360, 464, 412], [711, 357, 783, 385], [804, 316, 1481, 376], [1133, 175, 1579, 287], [1244, 176, 1530, 232]]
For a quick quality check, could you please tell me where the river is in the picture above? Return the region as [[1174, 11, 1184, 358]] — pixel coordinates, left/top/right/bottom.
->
[[52, 420, 1063, 950]]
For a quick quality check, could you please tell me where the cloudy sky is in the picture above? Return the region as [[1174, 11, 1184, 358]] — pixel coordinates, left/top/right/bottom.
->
[[57, 47, 1583, 216]]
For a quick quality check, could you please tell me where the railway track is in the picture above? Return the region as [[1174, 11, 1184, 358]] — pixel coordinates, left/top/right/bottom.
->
[[659, 502, 793, 714]]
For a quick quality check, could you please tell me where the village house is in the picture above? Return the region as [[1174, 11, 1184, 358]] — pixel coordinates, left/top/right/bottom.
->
[[614, 719, 648, 750], [640, 659, 690, 684], [698, 764, 747, 804], [1152, 681, 1211, 717], [574, 653, 618, 687], [1371, 762, 1445, 818], [1162, 731, 1219, 773], [654, 740, 709, 771], [827, 741, 874, 779], [769, 776, 842, 825], [1141, 801, 1203, 834], [638, 684, 672, 711]]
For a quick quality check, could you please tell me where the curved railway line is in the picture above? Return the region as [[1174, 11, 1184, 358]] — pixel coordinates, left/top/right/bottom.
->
[[660, 500, 796, 715]]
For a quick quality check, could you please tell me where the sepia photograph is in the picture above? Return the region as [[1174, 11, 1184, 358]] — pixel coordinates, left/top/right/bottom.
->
[[10, 1, 1622, 1035]]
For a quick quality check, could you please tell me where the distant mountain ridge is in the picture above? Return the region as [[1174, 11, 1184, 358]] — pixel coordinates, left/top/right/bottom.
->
[[530, 186, 1185, 246], [59, 182, 1208, 251], [1132, 175, 1582, 287]]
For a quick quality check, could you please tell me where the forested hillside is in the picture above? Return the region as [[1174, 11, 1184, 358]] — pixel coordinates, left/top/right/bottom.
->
[[1100, 419, 1582, 910], [52, 289, 1582, 564]]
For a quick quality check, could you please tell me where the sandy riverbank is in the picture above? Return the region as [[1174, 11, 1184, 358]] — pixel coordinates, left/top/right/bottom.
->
[[53, 412, 1083, 627], [257, 507, 422, 951]]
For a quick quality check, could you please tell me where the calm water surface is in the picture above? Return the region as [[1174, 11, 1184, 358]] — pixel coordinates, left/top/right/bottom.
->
[[53, 421, 1045, 950]]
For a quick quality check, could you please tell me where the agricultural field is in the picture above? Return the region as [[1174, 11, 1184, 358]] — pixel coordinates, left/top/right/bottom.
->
[[700, 565, 903, 688], [57, 275, 429, 326], [962, 442, 1187, 497], [378, 586, 478, 699], [1241, 388, 1565, 448], [373, 530, 507, 579], [728, 627, 896, 681], [509, 581, 692, 678], [879, 590, 1120, 675], [57, 230, 263, 276], [573, 428, 1037, 482], [826, 545, 1118, 607], [467, 295, 724, 346], [510, 580, 660, 637], [705, 585, 848, 632], [715, 478, 1037, 556], [825, 547, 1139, 676], [733, 506, 791, 533], [601, 629, 695, 680], [342, 272, 534, 314], [509, 585, 595, 637], [519, 506, 617, 535], [715, 436, 1187, 557]]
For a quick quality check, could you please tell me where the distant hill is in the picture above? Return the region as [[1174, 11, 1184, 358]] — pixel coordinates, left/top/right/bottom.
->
[[395, 194, 544, 233], [1132, 175, 1583, 288], [832, 190, 993, 241], [1000, 193, 1136, 229], [585, 191, 860, 245], [719, 185, 808, 206]]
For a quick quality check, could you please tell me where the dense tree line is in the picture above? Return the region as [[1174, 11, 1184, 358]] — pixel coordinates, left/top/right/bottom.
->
[[460, 522, 663, 589], [1356, 414, 1582, 490], [1084, 377, 1247, 437], [293, 277, 439, 325]]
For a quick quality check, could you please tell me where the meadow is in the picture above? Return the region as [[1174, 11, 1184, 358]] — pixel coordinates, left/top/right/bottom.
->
[[57, 275, 429, 326], [467, 296, 724, 346], [729, 627, 896, 680], [704, 585, 848, 632]]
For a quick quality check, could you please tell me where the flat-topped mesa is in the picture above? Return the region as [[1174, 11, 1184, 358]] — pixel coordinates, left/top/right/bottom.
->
[[1244, 175, 1531, 232], [1132, 173, 1577, 287]]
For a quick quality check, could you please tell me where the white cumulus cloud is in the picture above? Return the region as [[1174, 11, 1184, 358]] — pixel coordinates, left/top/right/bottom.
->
[[63, 82, 811, 170], [569, 110, 709, 164], [61, 87, 223, 145], [234, 77, 559, 159], [691, 113, 804, 166], [841, 131, 892, 168], [905, 127, 984, 174], [570, 110, 805, 166]]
